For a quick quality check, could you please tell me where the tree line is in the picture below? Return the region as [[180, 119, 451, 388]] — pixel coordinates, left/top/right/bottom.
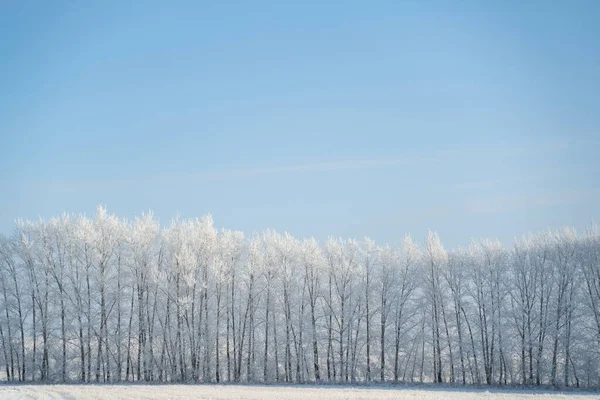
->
[[0, 206, 599, 387]]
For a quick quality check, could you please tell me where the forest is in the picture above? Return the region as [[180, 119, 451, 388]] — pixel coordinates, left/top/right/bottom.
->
[[0, 206, 599, 388]]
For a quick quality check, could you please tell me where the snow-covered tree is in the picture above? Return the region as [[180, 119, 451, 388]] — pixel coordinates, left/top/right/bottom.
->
[[0, 206, 598, 387]]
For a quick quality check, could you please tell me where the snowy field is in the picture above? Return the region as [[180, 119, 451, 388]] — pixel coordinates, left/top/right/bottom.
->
[[0, 385, 598, 400]]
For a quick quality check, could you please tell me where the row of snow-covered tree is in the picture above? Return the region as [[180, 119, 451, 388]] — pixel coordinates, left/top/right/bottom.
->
[[1, 207, 599, 387]]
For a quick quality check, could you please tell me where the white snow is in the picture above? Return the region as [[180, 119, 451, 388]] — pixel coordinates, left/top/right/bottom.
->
[[0, 385, 597, 400]]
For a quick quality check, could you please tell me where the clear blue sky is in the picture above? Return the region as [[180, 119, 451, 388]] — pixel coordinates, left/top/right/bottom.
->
[[1, 1, 599, 248]]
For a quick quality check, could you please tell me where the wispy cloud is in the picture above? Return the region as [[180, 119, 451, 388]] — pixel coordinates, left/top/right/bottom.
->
[[194, 158, 415, 181], [464, 188, 600, 214], [451, 179, 507, 191], [33, 137, 574, 194], [39, 157, 424, 193], [450, 175, 538, 191]]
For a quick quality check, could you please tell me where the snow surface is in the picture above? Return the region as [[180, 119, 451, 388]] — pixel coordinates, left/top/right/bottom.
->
[[0, 385, 598, 400]]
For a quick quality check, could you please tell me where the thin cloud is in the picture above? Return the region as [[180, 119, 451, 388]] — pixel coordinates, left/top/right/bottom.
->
[[451, 179, 506, 191], [465, 188, 600, 214], [450, 175, 538, 191], [195, 158, 414, 181], [32, 137, 570, 194], [39, 158, 419, 193]]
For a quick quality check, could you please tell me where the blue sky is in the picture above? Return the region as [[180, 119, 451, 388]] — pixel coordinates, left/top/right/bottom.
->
[[1, 0, 599, 247]]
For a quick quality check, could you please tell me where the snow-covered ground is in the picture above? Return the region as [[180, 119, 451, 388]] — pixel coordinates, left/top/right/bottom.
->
[[0, 384, 598, 400]]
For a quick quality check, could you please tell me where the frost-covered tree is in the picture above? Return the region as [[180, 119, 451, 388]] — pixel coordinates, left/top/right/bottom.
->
[[0, 206, 599, 387]]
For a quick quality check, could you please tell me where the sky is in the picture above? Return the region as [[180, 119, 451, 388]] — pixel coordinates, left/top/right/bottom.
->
[[1, 0, 599, 248]]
